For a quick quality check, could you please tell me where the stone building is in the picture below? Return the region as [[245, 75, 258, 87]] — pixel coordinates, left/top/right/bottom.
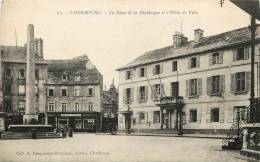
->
[[117, 25, 260, 134], [0, 41, 48, 130], [102, 80, 118, 131], [46, 55, 103, 132]]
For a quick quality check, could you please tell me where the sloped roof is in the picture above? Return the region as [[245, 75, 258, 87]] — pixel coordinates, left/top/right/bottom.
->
[[0, 46, 46, 63], [47, 55, 102, 84], [117, 25, 260, 71]]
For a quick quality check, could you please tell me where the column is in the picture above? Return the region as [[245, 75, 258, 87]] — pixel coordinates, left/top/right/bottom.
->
[[160, 109, 163, 129]]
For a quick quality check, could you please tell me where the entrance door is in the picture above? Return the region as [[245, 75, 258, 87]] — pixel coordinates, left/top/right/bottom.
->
[[171, 82, 179, 97], [125, 114, 131, 130]]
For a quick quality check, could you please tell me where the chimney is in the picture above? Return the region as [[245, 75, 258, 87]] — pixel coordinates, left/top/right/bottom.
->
[[34, 38, 43, 57], [194, 29, 204, 42], [172, 31, 188, 48]]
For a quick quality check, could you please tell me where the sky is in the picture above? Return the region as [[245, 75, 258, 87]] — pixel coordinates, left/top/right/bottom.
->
[[0, 0, 258, 89]]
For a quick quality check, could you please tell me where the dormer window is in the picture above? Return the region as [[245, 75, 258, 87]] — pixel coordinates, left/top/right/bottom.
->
[[62, 73, 68, 81], [75, 73, 81, 81]]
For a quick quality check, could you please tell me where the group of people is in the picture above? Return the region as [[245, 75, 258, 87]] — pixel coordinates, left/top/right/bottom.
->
[[60, 126, 73, 138]]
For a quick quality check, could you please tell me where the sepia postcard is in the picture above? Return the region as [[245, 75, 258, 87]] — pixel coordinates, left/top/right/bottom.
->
[[0, 0, 260, 162]]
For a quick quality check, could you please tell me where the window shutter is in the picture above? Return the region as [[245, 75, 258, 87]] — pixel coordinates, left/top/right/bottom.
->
[[220, 75, 225, 93], [123, 89, 126, 103], [231, 73, 236, 93], [160, 84, 164, 97], [219, 107, 225, 123], [130, 88, 134, 103], [197, 78, 202, 96], [196, 56, 200, 68], [188, 58, 191, 69], [209, 53, 213, 66], [152, 66, 155, 75], [151, 85, 155, 99], [186, 80, 189, 97], [197, 108, 202, 123], [137, 87, 140, 102], [244, 46, 250, 60], [186, 110, 190, 124], [227, 106, 234, 123], [138, 68, 141, 78], [144, 67, 147, 77], [246, 71, 251, 92], [145, 86, 148, 101], [207, 77, 212, 95], [160, 64, 163, 74], [130, 70, 134, 79], [232, 49, 237, 62], [206, 108, 211, 123], [219, 51, 223, 64]]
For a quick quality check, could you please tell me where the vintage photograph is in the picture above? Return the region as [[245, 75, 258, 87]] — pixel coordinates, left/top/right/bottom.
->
[[0, 0, 259, 162]]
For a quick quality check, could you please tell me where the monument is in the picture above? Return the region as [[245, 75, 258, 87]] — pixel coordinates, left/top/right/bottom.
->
[[23, 24, 38, 124]]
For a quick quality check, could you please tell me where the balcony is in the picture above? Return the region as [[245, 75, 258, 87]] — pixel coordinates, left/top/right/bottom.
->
[[154, 96, 184, 107]]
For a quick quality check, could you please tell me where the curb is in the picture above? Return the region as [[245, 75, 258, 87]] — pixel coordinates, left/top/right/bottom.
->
[[96, 133, 226, 139]]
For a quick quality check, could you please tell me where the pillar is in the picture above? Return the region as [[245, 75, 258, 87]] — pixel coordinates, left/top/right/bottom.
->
[[160, 109, 163, 129], [242, 128, 248, 150]]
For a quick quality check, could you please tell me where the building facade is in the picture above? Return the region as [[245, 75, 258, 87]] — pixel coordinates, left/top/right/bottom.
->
[[46, 55, 103, 132], [0, 41, 48, 130], [117, 25, 260, 134], [102, 80, 118, 131]]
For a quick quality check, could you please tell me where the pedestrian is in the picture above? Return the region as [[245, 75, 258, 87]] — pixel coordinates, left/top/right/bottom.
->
[[62, 128, 66, 138], [68, 127, 73, 137]]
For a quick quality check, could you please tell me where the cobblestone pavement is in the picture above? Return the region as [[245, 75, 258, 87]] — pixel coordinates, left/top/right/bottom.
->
[[0, 134, 256, 162]]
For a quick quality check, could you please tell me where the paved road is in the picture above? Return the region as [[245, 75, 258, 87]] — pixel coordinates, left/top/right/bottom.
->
[[0, 134, 254, 162]]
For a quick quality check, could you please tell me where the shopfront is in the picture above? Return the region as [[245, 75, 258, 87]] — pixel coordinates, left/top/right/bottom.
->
[[47, 112, 101, 132]]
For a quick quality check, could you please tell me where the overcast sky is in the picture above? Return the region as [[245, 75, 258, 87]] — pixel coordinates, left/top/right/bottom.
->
[[0, 0, 258, 89]]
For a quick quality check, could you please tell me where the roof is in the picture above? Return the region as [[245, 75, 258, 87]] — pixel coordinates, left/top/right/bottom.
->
[[0, 46, 46, 64], [47, 55, 103, 84], [117, 25, 260, 71], [231, 0, 260, 20]]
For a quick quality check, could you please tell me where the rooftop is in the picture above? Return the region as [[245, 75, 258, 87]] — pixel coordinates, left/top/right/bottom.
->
[[117, 25, 260, 71]]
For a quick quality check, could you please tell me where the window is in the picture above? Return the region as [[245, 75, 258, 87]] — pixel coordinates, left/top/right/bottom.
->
[[190, 79, 197, 96], [139, 86, 146, 101], [35, 69, 39, 79], [75, 103, 80, 111], [61, 88, 67, 97], [139, 68, 145, 77], [48, 102, 54, 111], [74, 87, 81, 96], [5, 68, 11, 77], [125, 88, 132, 104], [19, 69, 25, 79], [88, 102, 93, 111], [190, 109, 197, 122], [171, 82, 179, 97], [75, 73, 81, 81], [233, 47, 249, 61], [48, 88, 54, 97], [212, 52, 220, 65], [152, 84, 161, 99], [61, 103, 67, 112], [187, 78, 202, 97], [236, 72, 246, 92], [190, 57, 197, 68], [233, 106, 246, 121], [18, 84, 25, 95], [154, 64, 161, 75], [88, 88, 93, 96], [212, 75, 220, 94], [154, 111, 160, 123], [126, 70, 132, 80], [172, 61, 177, 71], [18, 100, 25, 112], [211, 108, 219, 122], [62, 73, 68, 81], [139, 112, 145, 123]]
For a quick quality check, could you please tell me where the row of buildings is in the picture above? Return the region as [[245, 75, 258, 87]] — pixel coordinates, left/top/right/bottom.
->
[[0, 27, 118, 132], [117, 25, 260, 134]]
